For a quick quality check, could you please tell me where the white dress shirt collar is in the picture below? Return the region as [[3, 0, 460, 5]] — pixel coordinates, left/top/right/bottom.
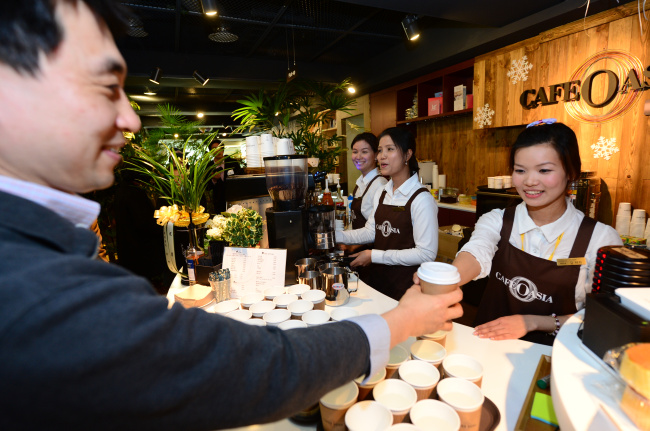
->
[[515, 198, 575, 242], [357, 168, 380, 188], [384, 173, 421, 199], [0, 175, 100, 228]]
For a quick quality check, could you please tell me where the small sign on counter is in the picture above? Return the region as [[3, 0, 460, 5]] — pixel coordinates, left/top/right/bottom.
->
[[222, 247, 287, 298]]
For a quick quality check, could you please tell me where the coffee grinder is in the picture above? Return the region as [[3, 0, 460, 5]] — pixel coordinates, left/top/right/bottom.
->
[[264, 155, 310, 285]]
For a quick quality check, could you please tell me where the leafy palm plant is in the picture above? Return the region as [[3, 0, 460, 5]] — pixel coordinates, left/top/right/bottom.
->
[[232, 78, 356, 173]]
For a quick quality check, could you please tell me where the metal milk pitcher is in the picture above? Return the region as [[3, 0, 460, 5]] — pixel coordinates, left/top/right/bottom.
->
[[321, 267, 358, 307]]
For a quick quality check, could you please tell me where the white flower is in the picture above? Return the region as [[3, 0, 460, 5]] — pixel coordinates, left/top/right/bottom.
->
[[226, 204, 244, 214], [206, 227, 221, 238]]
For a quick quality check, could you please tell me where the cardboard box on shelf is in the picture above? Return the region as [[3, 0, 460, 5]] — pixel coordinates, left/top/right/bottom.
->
[[466, 94, 473, 109], [428, 97, 442, 116], [453, 84, 466, 111], [436, 225, 472, 263]]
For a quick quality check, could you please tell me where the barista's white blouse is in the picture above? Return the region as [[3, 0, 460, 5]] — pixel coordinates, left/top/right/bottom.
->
[[353, 168, 388, 221], [337, 173, 438, 266], [459, 199, 622, 309]]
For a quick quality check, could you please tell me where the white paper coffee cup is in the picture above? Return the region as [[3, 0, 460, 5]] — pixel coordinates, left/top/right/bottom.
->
[[410, 399, 461, 431], [386, 345, 410, 379], [437, 378, 484, 431], [398, 359, 440, 401], [320, 381, 359, 431], [372, 379, 418, 424], [442, 354, 484, 387], [417, 262, 461, 295], [410, 340, 446, 368], [345, 400, 393, 431]]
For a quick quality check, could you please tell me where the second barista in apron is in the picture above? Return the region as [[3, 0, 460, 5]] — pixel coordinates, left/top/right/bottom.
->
[[428, 121, 622, 345], [336, 127, 438, 300]]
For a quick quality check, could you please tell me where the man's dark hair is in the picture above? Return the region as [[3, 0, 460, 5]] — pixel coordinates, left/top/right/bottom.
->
[[509, 122, 581, 183], [0, 0, 131, 75]]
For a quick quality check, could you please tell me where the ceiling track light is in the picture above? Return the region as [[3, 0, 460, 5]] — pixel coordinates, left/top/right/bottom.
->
[[149, 67, 162, 84], [200, 0, 218, 17], [193, 70, 209, 86], [402, 15, 421, 41]]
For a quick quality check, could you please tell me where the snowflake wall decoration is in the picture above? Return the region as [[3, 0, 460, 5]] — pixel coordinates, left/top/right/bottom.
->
[[474, 103, 495, 129], [506, 55, 533, 85], [591, 136, 619, 161]]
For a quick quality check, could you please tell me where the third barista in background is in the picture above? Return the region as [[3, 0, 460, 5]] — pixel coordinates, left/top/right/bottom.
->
[[336, 127, 438, 300], [343, 132, 387, 255]]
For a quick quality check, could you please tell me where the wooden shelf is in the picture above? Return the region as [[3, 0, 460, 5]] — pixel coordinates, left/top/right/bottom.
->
[[321, 127, 337, 133], [396, 108, 473, 125]]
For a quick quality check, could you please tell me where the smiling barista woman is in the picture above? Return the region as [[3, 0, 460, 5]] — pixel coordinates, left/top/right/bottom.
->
[[447, 120, 622, 345], [343, 133, 388, 256], [336, 127, 438, 300]]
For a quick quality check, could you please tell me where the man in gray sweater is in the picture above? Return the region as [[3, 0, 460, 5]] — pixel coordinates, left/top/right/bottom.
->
[[0, 1, 463, 430]]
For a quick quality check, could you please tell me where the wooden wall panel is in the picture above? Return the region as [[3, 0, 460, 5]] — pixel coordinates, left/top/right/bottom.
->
[[370, 90, 397, 137], [472, 3, 650, 221]]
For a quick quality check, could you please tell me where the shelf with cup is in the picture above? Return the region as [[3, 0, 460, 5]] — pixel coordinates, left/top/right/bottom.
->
[[395, 59, 474, 124]]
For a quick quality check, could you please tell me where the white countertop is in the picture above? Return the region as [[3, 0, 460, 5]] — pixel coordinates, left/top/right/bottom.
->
[[437, 201, 477, 213], [170, 277, 551, 431], [551, 310, 639, 430]]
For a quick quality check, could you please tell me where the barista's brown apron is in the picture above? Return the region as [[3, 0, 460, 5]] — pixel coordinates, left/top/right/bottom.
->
[[363, 188, 428, 300], [474, 206, 596, 345], [350, 175, 383, 229]]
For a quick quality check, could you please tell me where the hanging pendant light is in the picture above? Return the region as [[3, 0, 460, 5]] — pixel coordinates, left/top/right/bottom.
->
[[402, 15, 421, 41], [149, 67, 162, 84]]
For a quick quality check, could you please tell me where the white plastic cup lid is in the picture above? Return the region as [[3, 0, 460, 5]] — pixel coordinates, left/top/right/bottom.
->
[[417, 262, 461, 285]]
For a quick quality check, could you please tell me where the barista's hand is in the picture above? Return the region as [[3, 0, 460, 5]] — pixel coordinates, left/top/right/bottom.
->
[[473, 315, 530, 340], [350, 250, 372, 267], [382, 284, 463, 349]]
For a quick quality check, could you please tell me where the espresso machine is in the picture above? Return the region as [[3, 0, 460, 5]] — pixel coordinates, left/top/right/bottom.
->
[[264, 155, 310, 285]]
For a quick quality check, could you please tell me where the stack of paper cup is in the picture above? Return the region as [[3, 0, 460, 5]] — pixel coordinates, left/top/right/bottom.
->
[[260, 133, 275, 158], [615, 203, 632, 236], [276, 138, 293, 156], [645, 219, 650, 241], [438, 174, 447, 189], [487, 177, 495, 188], [245, 136, 262, 168], [630, 209, 646, 238], [503, 175, 512, 188], [432, 164, 439, 190]]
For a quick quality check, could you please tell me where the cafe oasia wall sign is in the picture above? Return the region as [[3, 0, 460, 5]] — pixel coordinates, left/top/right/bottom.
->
[[519, 50, 646, 124]]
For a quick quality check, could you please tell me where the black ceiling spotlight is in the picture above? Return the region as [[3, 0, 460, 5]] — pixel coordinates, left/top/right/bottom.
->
[[149, 67, 162, 84], [401, 15, 420, 41], [200, 0, 218, 17], [193, 70, 209, 86]]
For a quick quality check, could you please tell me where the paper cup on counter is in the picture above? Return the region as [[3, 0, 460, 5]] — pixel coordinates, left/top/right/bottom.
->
[[487, 177, 496, 188], [302, 309, 330, 326], [386, 345, 410, 379], [240, 293, 264, 310], [244, 318, 267, 326], [287, 299, 314, 320], [287, 283, 311, 296], [320, 381, 359, 431], [417, 262, 460, 295], [494, 176, 504, 189], [399, 359, 440, 401], [373, 379, 418, 424], [264, 286, 286, 300], [262, 308, 291, 327], [225, 308, 252, 322], [213, 299, 240, 315], [301, 289, 326, 310], [410, 340, 446, 368], [345, 400, 393, 431], [418, 330, 448, 347], [442, 354, 484, 387], [437, 378, 484, 431], [249, 300, 275, 318], [355, 367, 387, 401], [272, 293, 298, 309], [410, 399, 461, 431]]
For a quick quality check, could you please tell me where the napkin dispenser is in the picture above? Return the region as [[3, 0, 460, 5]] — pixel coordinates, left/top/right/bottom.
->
[[581, 293, 650, 359]]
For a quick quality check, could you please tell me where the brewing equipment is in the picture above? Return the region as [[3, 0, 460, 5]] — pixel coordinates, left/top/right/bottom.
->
[[264, 155, 310, 285], [569, 170, 601, 219]]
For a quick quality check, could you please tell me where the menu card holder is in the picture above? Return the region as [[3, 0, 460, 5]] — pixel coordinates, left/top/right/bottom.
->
[[514, 354, 555, 431]]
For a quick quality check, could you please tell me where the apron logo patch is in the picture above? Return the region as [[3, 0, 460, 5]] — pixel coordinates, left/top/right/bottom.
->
[[496, 272, 553, 304], [376, 220, 401, 237]]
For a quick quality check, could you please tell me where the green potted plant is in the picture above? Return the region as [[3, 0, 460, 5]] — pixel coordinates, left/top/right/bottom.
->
[[232, 78, 356, 174]]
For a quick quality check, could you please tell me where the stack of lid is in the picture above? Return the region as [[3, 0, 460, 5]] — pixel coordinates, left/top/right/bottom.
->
[[592, 246, 650, 295]]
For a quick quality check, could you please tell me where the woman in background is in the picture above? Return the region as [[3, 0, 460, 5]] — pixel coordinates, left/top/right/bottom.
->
[[343, 132, 387, 255], [336, 127, 438, 300]]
